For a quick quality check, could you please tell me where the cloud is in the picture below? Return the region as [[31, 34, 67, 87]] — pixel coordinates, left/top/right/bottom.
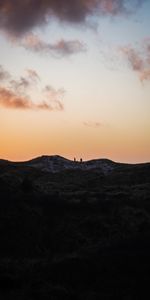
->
[[0, 1, 145, 36], [8, 69, 40, 92], [9, 77, 30, 92], [43, 85, 65, 110], [26, 69, 40, 82], [83, 121, 103, 128], [0, 66, 64, 111], [0, 87, 32, 109], [21, 33, 86, 57], [0, 86, 64, 111], [120, 39, 150, 82], [0, 65, 10, 80]]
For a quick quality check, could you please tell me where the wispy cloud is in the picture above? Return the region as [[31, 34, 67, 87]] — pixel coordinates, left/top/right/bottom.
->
[[43, 85, 65, 111], [26, 69, 40, 82], [21, 33, 86, 57], [0, 1, 146, 36], [83, 121, 103, 128], [0, 86, 64, 111], [9, 77, 30, 92], [8, 68, 40, 92], [120, 38, 150, 82], [0, 87, 32, 109], [0, 65, 11, 81], [0, 66, 64, 111]]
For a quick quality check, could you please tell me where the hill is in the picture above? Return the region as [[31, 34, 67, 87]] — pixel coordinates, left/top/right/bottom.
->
[[0, 156, 150, 299]]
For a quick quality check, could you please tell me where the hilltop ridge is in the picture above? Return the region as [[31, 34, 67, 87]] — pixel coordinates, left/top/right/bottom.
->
[[25, 155, 117, 174], [1, 154, 149, 175], [0, 155, 121, 174]]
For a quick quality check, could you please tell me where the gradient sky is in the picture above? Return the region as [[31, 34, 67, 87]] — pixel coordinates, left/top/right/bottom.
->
[[0, 0, 150, 163]]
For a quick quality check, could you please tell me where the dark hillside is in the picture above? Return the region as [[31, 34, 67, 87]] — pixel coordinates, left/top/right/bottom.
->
[[0, 157, 150, 299]]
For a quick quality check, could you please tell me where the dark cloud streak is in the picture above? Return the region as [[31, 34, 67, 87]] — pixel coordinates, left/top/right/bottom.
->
[[0, 0, 146, 36], [21, 33, 86, 57]]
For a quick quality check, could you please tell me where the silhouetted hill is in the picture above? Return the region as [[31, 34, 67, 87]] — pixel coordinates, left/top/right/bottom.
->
[[14, 155, 118, 173], [0, 156, 150, 299]]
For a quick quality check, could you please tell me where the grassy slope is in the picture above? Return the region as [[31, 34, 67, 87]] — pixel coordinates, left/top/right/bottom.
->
[[0, 161, 150, 299]]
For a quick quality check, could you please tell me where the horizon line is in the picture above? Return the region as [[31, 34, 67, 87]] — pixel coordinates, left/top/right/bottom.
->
[[0, 154, 150, 165]]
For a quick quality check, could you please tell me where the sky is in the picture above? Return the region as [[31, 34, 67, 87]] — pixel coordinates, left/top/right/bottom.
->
[[0, 0, 150, 163]]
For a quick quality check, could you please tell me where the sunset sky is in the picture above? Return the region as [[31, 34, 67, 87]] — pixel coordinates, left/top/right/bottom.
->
[[0, 0, 150, 163]]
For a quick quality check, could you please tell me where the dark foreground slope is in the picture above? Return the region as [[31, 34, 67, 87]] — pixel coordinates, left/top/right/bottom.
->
[[0, 157, 150, 299]]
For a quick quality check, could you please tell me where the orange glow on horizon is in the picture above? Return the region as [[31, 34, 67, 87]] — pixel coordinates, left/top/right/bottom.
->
[[0, 115, 150, 164]]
